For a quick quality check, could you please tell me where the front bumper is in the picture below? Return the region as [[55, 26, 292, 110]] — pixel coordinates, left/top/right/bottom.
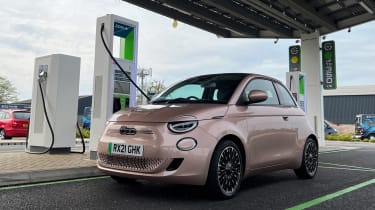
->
[[97, 121, 217, 186]]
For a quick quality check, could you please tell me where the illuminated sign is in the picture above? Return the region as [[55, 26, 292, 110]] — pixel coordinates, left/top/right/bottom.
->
[[322, 41, 337, 90], [289, 45, 301, 72]]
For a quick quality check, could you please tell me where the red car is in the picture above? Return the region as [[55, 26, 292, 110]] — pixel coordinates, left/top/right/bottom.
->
[[0, 109, 30, 140]]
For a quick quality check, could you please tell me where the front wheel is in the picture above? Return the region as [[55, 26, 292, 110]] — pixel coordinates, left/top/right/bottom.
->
[[294, 138, 318, 179], [206, 140, 243, 199]]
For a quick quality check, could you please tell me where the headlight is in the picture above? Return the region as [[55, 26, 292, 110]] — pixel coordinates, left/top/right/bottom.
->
[[168, 121, 198, 133]]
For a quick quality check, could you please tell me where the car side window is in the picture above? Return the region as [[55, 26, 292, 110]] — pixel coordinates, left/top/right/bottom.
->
[[274, 82, 297, 106], [243, 79, 279, 105], [4, 113, 10, 119], [0, 112, 4, 119]]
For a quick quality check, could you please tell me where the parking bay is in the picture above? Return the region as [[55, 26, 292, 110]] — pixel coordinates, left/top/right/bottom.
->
[[0, 142, 374, 210]]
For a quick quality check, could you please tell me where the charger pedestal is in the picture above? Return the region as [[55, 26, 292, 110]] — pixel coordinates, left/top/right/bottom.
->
[[90, 14, 139, 159], [27, 54, 81, 154]]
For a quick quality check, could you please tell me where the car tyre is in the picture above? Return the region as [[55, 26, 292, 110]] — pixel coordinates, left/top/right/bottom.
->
[[110, 175, 136, 184], [206, 140, 243, 199], [294, 138, 318, 179], [0, 129, 9, 140]]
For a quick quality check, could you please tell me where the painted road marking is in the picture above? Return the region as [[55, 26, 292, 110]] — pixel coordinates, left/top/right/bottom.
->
[[0, 176, 110, 191], [287, 178, 375, 210], [320, 162, 375, 170], [319, 149, 351, 154], [320, 166, 375, 172]]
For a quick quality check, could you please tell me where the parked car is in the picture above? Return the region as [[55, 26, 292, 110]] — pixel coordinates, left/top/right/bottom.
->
[[82, 106, 92, 130], [0, 109, 30, 140], [97, 73, 318, 199], [354, 114, 375, 139], [324, 121, 337, 135]]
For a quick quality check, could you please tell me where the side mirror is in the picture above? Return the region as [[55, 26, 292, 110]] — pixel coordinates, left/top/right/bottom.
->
[[248, 90, 268, 104]]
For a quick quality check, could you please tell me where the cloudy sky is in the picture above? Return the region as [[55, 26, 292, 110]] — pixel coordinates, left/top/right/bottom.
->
[[1, 0, 375, 100]]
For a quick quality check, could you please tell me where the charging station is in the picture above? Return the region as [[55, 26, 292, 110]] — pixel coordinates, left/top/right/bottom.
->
[[90, 14, 138, 159], [27, 54, 81, 153], [286, 71, 307, 112]]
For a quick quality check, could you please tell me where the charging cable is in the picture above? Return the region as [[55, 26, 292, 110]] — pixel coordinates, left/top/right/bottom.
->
[[289, 75, 293, 90], [26, 79, 55, 154], [72, 122, 85, 154], [100, 23, 150, 101], [26, 77, 86, 154]]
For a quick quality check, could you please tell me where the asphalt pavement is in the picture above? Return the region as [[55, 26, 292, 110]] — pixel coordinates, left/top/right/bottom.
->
[[0, 141, 375, 209]]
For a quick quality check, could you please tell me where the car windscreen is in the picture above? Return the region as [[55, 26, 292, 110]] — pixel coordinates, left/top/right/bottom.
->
[[151, 74, 246, 104], [362, 115, 375, 127], [13, 112, 30, 119]]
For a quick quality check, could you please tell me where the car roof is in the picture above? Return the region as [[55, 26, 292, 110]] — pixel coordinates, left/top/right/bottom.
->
[[0, 109, 30, 113]]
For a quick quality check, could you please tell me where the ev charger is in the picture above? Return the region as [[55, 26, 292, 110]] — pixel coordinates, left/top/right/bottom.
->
[[27, 54, 81, 153], [286, 71, 307, 112], [90, 14, 139, 160]]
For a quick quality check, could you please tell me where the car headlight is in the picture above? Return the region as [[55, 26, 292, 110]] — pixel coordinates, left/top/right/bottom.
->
[[168, 121, 198, 133]]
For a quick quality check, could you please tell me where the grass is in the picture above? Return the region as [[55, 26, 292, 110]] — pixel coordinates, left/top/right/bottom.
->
[[326, 133, 375, 143]]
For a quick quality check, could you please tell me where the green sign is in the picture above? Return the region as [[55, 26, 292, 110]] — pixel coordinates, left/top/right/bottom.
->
[[289, 45, 301, 72], [322, 41, 337, 89]]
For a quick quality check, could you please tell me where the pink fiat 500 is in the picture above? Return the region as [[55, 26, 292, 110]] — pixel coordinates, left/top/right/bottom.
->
[[97, 73, 318, 199]]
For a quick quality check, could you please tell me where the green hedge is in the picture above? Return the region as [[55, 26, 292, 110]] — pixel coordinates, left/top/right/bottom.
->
[[76, 127, 90, 138], [326, 133, 375, 143]]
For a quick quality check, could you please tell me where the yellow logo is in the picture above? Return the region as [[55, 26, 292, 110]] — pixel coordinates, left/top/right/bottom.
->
[[291, 56, 299, 64]]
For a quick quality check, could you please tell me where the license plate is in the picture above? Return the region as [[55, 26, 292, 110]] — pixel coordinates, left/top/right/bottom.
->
[[108, 143, 143, 157]]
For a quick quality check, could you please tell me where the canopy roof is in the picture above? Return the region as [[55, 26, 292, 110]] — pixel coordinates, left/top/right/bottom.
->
[[123, 0, 375, 38]]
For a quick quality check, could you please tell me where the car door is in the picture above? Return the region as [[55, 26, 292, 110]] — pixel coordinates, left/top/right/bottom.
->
[[238, 79, 295, 171], [273, 82, 300, 161]]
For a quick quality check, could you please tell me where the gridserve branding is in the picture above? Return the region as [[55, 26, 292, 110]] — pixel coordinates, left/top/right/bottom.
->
[[322, 41, 337, 90], [113, 22, 133, 38]]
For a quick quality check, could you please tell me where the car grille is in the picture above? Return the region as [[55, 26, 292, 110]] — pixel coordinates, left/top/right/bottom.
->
[[98, 153, 166, 173]]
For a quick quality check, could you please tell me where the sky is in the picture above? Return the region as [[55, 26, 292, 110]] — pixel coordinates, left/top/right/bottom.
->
[[0, 0, 374, 101]]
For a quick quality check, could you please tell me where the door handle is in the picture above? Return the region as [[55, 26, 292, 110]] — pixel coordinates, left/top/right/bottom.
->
[[282, 116, 289, 121]]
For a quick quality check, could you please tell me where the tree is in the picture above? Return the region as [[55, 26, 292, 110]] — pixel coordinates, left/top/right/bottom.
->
[[0, 76, 18, 103], [148, 80, 166, 95]]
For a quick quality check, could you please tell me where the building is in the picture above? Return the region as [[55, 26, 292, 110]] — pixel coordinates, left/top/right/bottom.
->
[[324, 86, 375, 124]]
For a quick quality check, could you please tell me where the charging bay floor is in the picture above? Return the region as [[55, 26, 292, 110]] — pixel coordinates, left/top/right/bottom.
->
[[1, 141, 375, 209]]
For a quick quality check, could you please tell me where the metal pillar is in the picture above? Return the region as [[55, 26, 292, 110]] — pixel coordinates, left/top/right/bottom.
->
[[301, 31, 325, 146]]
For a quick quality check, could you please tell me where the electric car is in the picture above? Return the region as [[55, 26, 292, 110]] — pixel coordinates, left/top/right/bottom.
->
[[0, 109, 30, 140], [97, 73, 318, 199], [324, 121, 337, 135]]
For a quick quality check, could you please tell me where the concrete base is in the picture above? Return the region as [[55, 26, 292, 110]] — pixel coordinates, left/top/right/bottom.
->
[[90, 151, 98, 160], [28, 146, 71, 154]]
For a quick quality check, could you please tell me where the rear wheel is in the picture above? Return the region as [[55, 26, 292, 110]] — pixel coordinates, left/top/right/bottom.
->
[[294, 138, 318, 179], [206, 140, 243, 199], [0, 129, 9, 140]]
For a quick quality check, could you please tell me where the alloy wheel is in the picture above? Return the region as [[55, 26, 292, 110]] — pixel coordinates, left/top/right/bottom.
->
[[217, 146, 242, 196], [304, 140, 318, 175]]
